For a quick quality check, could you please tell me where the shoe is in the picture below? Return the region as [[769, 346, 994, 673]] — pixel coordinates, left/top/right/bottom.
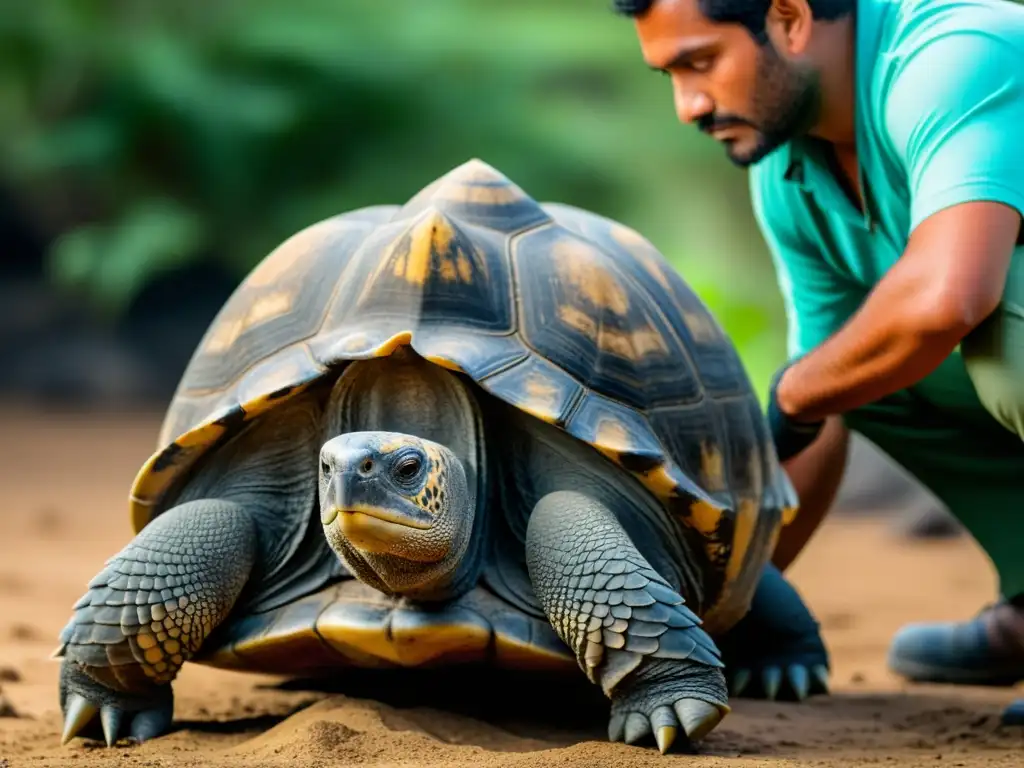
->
[[887, 599, 1024, 686], [1002, 699, 1024, 726]]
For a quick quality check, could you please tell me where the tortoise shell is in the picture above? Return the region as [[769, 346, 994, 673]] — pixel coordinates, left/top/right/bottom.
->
[[129, 159, 797, 632]]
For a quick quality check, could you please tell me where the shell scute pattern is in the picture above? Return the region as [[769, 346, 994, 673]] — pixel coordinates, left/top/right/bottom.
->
[[130, 160, 792, 631], [512, 221, 700, 411], [541, 202, 749, 399], [180, 211, 391, 397]]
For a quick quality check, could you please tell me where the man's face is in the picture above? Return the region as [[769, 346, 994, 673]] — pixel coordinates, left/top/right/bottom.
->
[[634, 0, 820, 166]]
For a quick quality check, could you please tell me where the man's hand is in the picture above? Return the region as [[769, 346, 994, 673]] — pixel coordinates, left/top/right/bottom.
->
[[767, 362, 824, 463], [773, 200, 1019, 434]]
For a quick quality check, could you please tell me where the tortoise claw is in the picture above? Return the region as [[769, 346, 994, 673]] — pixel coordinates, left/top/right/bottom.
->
[[761, 666, 782, 701], [787, 664, 810, 701], [812, 663, 830, 693], [674, 698, 723, 742], [730, 668, 752, 697], [100, 706, 124, 747], [607, 712, 626, 742], [61, 694, 98, 745], [655, 725, 677, 754], [59, 660, 175, 747], [623, 712, 651, 745]]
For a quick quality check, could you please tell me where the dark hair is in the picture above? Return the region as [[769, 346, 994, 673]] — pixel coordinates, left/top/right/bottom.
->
[[612, 0, 854, 39]]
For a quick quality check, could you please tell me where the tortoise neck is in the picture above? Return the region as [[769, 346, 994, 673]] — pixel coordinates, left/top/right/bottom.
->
[[322, 353, 490, 604]]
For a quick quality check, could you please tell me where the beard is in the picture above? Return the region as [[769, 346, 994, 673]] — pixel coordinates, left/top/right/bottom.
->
[[698, 42, 821, 168]]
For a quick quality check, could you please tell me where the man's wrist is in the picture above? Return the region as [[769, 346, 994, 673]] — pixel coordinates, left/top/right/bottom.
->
[[767, 364, 825, 462]]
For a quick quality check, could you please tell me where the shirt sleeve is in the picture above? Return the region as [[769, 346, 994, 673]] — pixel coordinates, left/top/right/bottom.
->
[[884, 18, 1024, 234], [748, 167, 864, 361]]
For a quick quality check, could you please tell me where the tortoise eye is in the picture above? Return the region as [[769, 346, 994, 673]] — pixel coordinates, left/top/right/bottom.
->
[[393, 456, 422, 483]]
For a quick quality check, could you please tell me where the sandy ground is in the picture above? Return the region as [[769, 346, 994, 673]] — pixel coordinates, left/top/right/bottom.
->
[[0, 406, 1021, 767]]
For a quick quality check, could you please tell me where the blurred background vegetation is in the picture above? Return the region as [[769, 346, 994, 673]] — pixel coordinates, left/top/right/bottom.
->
[[0, 0, 787, 406]]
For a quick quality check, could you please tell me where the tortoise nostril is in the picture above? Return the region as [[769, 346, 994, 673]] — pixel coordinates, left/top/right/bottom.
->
[[360, 458, 374, 474]]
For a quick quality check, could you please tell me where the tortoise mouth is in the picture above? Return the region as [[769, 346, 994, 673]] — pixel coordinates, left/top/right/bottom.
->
[[324, 506, 448, 563], [321, 504, 433, 530]]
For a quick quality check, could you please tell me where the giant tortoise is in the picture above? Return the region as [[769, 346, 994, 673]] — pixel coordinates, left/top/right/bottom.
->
[[55, 159, 828, 754]]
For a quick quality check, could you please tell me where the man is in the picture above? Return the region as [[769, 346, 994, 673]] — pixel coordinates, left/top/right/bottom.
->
[[615, 0, 1024, 722]]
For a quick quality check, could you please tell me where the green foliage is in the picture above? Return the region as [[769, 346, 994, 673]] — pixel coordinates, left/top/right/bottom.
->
[[0, 0, 787, 395]]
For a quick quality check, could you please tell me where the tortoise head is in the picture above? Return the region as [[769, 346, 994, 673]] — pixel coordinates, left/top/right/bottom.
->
[[318, 431, 473, 599]]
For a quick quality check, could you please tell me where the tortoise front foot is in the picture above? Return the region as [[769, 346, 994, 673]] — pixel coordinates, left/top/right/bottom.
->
[[716, 564, 830, 702], [525, 491, 730, 754], [608, 659, 729, 753], [59, 660, 173, 746], [54, 498, 258, 747]]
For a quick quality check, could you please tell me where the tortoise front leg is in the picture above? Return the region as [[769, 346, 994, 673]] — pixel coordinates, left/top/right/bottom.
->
[[525, 490, 729, 754], [56, 499, 257, 746]]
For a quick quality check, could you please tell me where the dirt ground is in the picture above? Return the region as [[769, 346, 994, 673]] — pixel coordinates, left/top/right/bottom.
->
[[0, 406, 1021, 767]]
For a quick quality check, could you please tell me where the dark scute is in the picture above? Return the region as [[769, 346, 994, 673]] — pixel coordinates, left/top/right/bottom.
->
[[513, 224, 698, 410], [150, 442, 184, 474], [182, 215, 379, 393], [266, 384, 296, 401], [321, 214, 515, 337], [615, 452, 664, 475], [544, 202, 748, 400], [396, 160, 552, 234]]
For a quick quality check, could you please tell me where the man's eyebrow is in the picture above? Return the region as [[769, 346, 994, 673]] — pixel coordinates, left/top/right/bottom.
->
[[648, 39, 718, 72]]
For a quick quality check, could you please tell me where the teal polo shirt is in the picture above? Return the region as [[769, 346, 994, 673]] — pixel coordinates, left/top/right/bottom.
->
[[749, 0, 1024, 429]]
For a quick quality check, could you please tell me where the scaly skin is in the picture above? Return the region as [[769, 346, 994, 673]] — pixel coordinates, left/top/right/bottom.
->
[[525, 490, 729, 754], [56, 500, 257, 746]]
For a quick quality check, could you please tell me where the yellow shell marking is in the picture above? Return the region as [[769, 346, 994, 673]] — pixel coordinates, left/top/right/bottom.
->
[[642, 464, 686, 501], [432, 160, 527, 205], [457, 252, 473, 282], [552, 239, 630, 315], [552, 240, 668, 362], [699, 442, 726, 493], [360, 209, 483, 304], [597, 325, 669, 361], [244, 219, 344, 289], [424, 354, 465, 373], [202, 290, 295, 354], [558, 296, 667, 362], [451, 182, 525, 205], [519, 373, 563, 423], [725, 497, 759, 583], [370, 330, 413, 357], [688, 499, 724, 536], [611, 224, 673, 292], [682, 309, 721, 344], [395, 213, 448, 286], [594, 418, 632, 453], [557, 304, 598, 339], [240, 290, 295, 331]]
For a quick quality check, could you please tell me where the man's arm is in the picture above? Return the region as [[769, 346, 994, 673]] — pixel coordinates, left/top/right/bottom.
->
[[776, 202, 1018, 421], [748, 170, 858, 568], [777, 24, 1024, 424]]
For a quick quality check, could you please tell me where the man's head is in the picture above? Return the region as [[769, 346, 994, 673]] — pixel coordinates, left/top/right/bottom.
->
[[616, 0, 855, 166]]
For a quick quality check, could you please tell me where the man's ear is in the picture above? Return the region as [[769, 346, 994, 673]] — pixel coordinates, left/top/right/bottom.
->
[[765, 0, 814, 55]]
